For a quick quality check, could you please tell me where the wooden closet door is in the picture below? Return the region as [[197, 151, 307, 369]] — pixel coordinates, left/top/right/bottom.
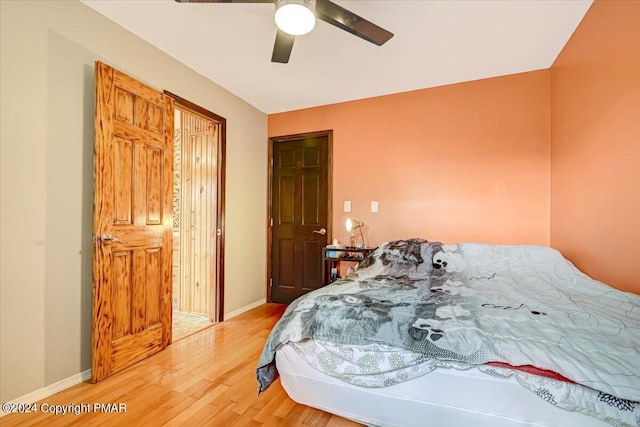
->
[[270, 133, 331, 304], [92, 61, 174, 382]]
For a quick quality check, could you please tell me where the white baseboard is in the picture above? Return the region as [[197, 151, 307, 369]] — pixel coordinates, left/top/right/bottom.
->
[[224, 298, 265, 320], [1, 369, 91, 417]]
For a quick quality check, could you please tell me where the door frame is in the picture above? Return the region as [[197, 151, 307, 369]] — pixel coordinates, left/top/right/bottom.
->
[[267, 130, 333, 303], [165, 91, 226, 322]]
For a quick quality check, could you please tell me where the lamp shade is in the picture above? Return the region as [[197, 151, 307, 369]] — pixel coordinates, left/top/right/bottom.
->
[[345, 218, 364, 231], [346, 218, 365, 248], [275, 0, 316, 36]]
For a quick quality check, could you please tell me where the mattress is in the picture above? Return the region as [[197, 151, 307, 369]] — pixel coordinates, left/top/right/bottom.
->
[[276, 343, 609, 427]]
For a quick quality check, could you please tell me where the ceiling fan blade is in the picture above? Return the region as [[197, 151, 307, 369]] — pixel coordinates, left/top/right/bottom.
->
[[174, 0, 273, 3], [271, 30, 295, 63], [315, 0, 393, 46]]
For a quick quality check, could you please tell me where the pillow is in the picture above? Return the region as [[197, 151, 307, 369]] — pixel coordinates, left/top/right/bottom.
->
[[356, 238, 443, 278]]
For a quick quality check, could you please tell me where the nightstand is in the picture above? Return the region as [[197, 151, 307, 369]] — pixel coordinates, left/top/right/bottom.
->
[[322, 246, 375, 285]]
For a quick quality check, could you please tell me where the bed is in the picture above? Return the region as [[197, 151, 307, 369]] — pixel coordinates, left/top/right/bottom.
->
[[257, 239, 640, 426]]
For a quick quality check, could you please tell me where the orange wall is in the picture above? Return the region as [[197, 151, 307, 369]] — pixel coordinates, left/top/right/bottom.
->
[[550, 0, 640, 293], [269, 70, 551, 247]]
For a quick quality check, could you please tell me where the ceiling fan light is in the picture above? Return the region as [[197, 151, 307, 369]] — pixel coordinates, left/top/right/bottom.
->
[[275, 0, 316, 36]]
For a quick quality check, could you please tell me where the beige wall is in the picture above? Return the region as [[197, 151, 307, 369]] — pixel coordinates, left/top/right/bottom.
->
[[0, 0, 267, 402], [550, 0, 640, 293]]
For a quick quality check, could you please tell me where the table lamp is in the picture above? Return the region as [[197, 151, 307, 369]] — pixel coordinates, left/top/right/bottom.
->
[[345, 218, 365, 248]]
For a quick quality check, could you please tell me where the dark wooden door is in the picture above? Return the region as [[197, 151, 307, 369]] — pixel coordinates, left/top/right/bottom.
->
[[270, 132, 331, 304]]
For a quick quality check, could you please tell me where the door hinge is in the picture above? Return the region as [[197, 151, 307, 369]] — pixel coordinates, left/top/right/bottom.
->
[[270, 218, 274, 227], [270, 278, 273, 289]]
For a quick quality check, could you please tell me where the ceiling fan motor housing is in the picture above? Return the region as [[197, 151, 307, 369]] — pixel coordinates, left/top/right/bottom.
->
[[275, 0, 317, 36]]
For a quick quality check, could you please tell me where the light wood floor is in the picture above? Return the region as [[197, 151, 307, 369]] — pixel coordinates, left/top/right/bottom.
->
[[2, 304, 363, 427]]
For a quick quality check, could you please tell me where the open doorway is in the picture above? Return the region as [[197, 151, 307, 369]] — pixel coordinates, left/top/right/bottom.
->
[[167, 92, 226, 341]]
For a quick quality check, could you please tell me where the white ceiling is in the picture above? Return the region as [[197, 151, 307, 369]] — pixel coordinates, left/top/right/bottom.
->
[[81, 0, 592, 114]]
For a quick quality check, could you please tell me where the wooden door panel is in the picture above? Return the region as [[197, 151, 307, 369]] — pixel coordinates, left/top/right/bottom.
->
[[93, 61, 173, 383], [146, 146, 163, 224], [278, 239, 296, 288], [131, 251, 146, 334], [114, 137, 134, 224], [110, 325, 162, 374], [302, 239, 323, 290], [145, 247, 163, 325], [140, 102, 164, 134], [112, 251, 133, 339], [302, 174, 321, 225], [278, 176, 296, 224], [302, 146, 321, 167], [115, 88, 135, 125], [133, 142, 148, 226], [279, 149, 296, 168]]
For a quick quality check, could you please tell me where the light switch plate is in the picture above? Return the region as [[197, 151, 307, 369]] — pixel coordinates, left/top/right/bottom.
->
[[371, 201, 378, 212], [344, 201, 352, 212]]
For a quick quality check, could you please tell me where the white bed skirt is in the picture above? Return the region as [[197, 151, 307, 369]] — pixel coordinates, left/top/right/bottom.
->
[[276, 344, 609, 427]]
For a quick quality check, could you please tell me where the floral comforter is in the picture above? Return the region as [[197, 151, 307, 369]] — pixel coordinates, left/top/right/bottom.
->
[[256, 239, 640, 426]]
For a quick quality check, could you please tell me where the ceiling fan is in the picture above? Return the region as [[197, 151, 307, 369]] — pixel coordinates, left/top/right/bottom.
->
[[175, 0, 394, 63]]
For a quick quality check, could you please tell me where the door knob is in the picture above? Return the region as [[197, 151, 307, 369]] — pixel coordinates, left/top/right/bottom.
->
[[312, 228, 327, 235], [100, 233, 125, 245]]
